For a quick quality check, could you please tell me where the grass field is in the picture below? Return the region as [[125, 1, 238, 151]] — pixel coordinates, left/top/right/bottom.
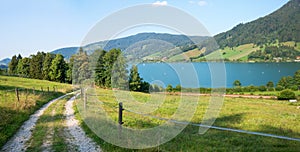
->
[[204, 44, 259, 61], [168, 48, 205, 62], [75, 88, 300, 151], [0, 76, 72, 147]]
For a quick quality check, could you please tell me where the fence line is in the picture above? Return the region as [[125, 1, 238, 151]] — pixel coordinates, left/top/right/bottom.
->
[[82, 92, 300, 142]]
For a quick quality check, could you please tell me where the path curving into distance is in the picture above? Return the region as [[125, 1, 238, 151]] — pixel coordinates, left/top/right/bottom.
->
[[1, 94, 69, 152], [1, 92, 101, 152]]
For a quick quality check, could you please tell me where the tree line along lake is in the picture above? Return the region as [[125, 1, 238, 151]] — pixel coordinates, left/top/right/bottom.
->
[[136, 62, 300, 88]]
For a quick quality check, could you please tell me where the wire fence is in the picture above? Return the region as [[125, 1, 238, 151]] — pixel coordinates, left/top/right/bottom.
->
[[0, 86, 63, 110], [82, 92, 300, 142]]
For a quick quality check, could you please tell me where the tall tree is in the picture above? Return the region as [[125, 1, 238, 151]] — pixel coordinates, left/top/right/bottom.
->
[[72, 50, 90, 84], [66, 55, 75, 84], [42, 53, 55, 80], [111, 52, 128, 90], [17, 54, 22, 61], [294, 70, 300, 87], [129, 65, 142, 91], [16, 57, 31, 77], [49, 54, 67, 83], [8, 55, 18, 75], [103, 49, 122, 88], [95, 50, 107, 87], [30, 52, 46, 79], [266, 81, 274, 91]]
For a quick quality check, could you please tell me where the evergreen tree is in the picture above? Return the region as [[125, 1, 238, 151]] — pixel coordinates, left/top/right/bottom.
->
[[8, 55, 18, 75], [16, 57, 31, 77], [266, 81, 274, 91], [66, 55, 75, 84], [95, 50, 107, 87], [111, 52, 128, 90], [129, 65, 142, 91], [103, 49, 122, 88], [42, 53, 55, 80], [72, 50, 90, 84], [294, 70, 300, 87], [49, 54, 67, 83], [140, 81, 150, 93], [17, 54, 22, 61], [30, 52, 46, 79], [277, 76, 294, 89]]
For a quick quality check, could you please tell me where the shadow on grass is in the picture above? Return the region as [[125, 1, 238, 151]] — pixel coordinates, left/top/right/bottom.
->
[[25, 113, 68, 152], [76, 111, 300, 152]]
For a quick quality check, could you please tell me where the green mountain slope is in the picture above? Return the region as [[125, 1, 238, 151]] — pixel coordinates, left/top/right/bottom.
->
[[214, 0, 300, 48], [51, 33, 208, 60]]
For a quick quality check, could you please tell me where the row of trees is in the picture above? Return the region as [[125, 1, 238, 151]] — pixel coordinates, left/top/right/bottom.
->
[[8, 52, 70, 83], [231, 70, 300, 92], [6, 48, 154, 93]]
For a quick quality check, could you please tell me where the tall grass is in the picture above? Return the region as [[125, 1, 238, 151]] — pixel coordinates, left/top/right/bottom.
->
[[0, 76, 72, 147]]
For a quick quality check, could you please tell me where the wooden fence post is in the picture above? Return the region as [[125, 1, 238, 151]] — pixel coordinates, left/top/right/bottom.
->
[[41, 87, 43, 92], [47, 87, 49, 93], [15, 88, 19, 102], [53, 86, 55, 92], [84, 92, 87, 110], [118, 102, 124, 125], [118, 102, 124, 138], [80, 88, 83, 100]]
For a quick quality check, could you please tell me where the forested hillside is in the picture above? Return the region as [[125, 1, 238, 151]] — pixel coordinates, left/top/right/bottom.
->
[[214, 0, 300, 48]]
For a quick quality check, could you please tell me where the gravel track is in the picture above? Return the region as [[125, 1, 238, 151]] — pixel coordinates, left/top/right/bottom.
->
[[64, 95, 101, 152], [1, 92, 101, 152], [1, 94, 68, 152]]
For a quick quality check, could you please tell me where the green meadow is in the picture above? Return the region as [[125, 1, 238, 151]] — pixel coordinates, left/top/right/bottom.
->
[[74, 88, 300, 151], [0, 76, 72, 147]]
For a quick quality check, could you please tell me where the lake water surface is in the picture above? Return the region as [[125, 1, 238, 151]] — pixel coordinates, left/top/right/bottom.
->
[[137, 62, 300, 88]]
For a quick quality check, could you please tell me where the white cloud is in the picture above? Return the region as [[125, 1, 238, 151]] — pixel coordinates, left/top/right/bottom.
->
[[152, 1, 168, 6], [198, 1, 207, 6]]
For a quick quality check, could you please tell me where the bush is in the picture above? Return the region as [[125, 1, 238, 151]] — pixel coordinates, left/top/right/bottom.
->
[[258, 85, 267, 92], [277, 89, 296, 100]]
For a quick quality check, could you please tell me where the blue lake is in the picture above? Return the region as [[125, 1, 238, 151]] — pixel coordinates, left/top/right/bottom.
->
[[137, 62, 300, 88]]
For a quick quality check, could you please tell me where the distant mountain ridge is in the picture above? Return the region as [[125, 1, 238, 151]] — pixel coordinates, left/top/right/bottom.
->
[[0, 58, 11, 65], [0, 58, 10, 69], [50, 0, 300, 62], [51, 33, 209, 60]]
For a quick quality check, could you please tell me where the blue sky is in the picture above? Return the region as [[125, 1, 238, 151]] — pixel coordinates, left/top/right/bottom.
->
[[0, 0, 289, 60]]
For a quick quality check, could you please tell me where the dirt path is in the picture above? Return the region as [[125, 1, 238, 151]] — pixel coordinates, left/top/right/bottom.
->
[[1, 93, 101, 152], [64, 95, 101, 152], [1, 94, 68, 152]]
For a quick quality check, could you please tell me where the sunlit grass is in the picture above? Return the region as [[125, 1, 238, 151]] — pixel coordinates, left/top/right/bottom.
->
[[0, 76, 72, 147], [75, 88, 300, 151]]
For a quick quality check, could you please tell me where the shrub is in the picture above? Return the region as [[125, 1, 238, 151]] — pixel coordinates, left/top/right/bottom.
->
[[258, 85, 267, 92], [277, 89, 296, 100]]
